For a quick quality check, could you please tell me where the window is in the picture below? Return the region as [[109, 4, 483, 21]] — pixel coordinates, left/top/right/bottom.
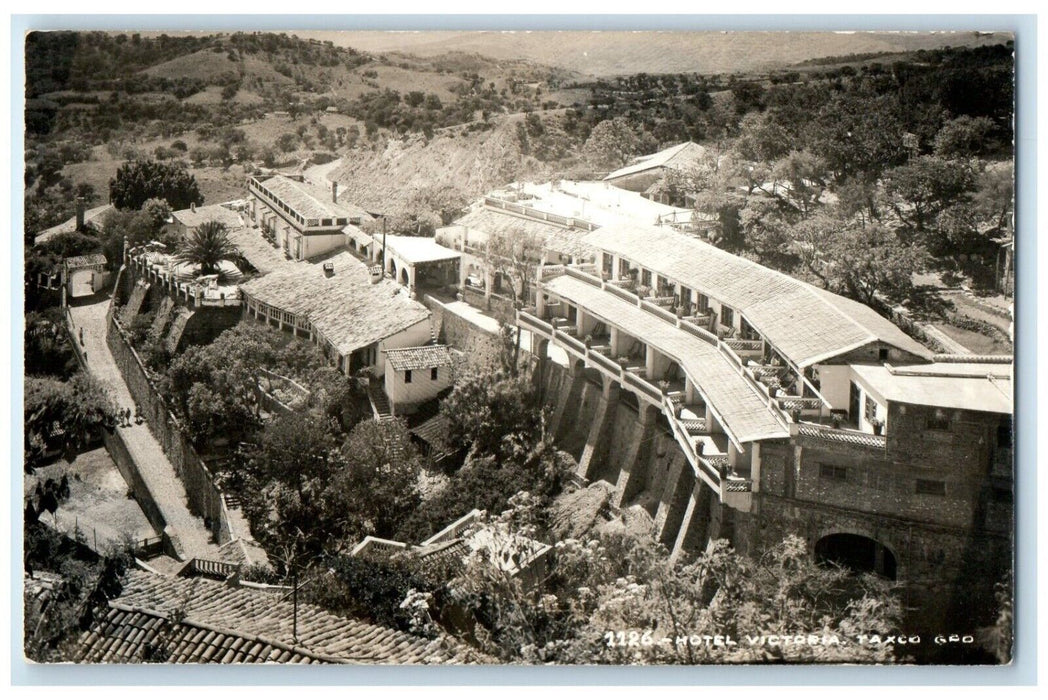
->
[[864, 395, 877, 422], [640, 269, 652, 286], [819, 464, 848, 482], [915, 479, 946, 496], [431, 367, 439, 381], [927, 408, 951, 431], [602, 253, 613, 275], [696, 294, 709, 312], [721, 306, 734, 328], [405, 370, 413, 384], [878, 347, 890, 362]]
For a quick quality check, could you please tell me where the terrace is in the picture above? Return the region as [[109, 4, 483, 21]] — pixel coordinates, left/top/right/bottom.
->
[[520, 266, 803, 512]]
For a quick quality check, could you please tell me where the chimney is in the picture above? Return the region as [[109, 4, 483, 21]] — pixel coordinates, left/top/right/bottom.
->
[[191, 202, 196, 213], [331, 181, 338, 204], [75, 197, 86, 231]]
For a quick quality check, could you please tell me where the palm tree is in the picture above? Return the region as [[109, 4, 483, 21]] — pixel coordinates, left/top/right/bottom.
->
[[176, 220, 240, 276]]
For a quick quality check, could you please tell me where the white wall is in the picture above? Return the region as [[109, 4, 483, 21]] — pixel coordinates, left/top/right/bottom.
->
[[385, 363, 453, 413], [371, 319, 435, 378], [299, 232, 347, 260], [814, 364, 851, 413]]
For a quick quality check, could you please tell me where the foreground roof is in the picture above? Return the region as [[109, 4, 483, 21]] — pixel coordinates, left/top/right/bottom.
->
[[544, 274, 789, 445], [603, 142, 709, 182], [76, 568, 482, 664], [240, 251, 431, 355], [385, 344, 455, 372], [850, 361, 1013, 415], [584, 223, 931, 367]]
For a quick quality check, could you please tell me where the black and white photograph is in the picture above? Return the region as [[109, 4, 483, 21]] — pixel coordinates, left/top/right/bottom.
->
[[18, 21, 1020, 671]]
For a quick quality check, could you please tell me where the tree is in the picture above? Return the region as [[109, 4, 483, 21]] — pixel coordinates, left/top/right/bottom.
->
[[822, 223, 926, 307], [24, 309, 78, 380], [583, 117, 640, 170], [882, 156, 977, 237], [482, 229, 545, 371], [440, 370, 543, 461], [108, 158, 203, 211], [326, 419, 423, 540], [933, 115, 996, 159], [24, 374, 117, 471], [175, 220, 239, 276]]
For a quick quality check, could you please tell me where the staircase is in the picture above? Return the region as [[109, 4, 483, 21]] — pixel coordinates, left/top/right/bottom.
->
[[366, 378, 392, 419]]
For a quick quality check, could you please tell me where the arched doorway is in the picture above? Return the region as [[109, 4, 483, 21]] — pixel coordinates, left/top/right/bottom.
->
[[400, 266, 410, 287], [815, 533, 897, 580]]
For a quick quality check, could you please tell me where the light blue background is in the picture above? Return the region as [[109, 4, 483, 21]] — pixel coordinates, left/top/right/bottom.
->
[[10, 13, 1038, 686]]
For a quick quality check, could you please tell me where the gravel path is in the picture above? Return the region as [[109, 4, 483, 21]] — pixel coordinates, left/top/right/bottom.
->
[[67, 299, 222, 561]]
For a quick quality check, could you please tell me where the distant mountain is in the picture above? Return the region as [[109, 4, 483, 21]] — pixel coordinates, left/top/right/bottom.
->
[[301, 30, 1012, 78]]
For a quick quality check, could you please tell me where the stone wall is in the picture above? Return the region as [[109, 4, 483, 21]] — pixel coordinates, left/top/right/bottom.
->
[[426, 296, 505, 374], [461, 286, 516, 325], [106, 309, 235, 546], [751, 491, 1011, 631]]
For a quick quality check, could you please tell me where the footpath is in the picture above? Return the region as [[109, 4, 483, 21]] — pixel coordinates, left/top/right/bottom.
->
[[67, 298, 223, 560]]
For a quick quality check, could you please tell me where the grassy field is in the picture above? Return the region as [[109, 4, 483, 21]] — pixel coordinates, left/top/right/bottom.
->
[[932, 322, 1013, 355]]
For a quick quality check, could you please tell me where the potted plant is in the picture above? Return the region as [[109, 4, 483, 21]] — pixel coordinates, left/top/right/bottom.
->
[[600, 270, 610, 282], [658, 379, 671, 395], [617, 356, 630, 368], [584, 334, 593, 349], [831, 413, 843, 429], [870, 417, 884, 436], [790, 407, 802, 423]]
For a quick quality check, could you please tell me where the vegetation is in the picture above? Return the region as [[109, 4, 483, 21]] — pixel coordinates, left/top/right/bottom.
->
[[175, 220, 239, 275], [109, 158, 203, 211], [24, 373, 117, 473]]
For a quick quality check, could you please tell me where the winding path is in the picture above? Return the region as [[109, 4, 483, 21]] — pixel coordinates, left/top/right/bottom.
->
[[67, 298, 222, 560]]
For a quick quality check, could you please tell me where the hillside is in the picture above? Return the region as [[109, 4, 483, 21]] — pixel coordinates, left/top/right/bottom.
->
[[328, 117, 556, 215], [311, 30, 1011, 78]]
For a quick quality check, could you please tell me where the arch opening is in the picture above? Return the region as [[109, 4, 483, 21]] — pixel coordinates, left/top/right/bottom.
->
[[815, 533, 897, 580]]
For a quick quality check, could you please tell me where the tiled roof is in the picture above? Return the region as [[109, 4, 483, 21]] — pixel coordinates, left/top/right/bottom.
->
[[385, 345, 454, 372], [604, 142, 709, 181], [77, 604, 342, 664], [453, 206, 596, 260], [240, 252, 432, 356], [410, 412, 450, 449], [381, 235, 461, 265], [35, 204, 114, 245], [258, 175, 372, 222], [224, 225, 293, 276], [544, 274, 789, 445], [64, 253, 107, 270], [171, 203, 245, 231], [584, 223, 931, 367], [76, 569, 483, 664]]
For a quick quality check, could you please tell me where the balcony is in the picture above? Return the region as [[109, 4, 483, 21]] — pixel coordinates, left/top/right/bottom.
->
[[793, 421, 887, 450]]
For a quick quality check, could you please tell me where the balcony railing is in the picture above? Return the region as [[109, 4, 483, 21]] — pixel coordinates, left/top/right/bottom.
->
[[725, 338, 763, 353], [794, 422, 887, 450], [624, 370, 662, 404]]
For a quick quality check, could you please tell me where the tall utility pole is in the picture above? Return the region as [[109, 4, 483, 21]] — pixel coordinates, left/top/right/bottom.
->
[[381, 216, 388, 276]]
